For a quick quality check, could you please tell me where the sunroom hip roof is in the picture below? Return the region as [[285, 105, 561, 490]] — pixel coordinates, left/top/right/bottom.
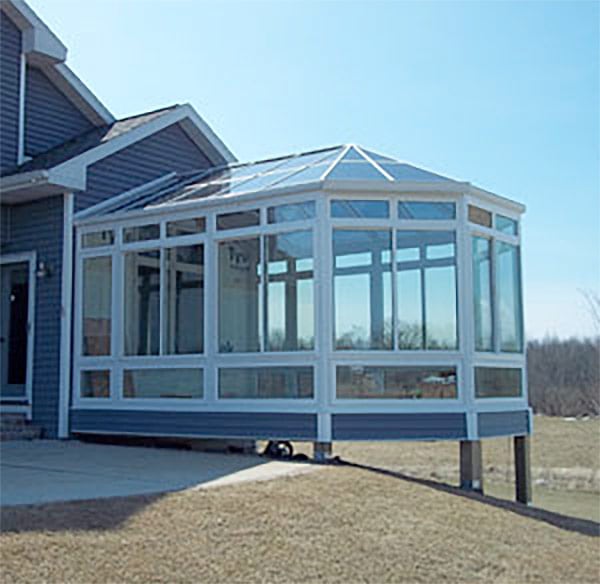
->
[[86, 144, 462, 217]]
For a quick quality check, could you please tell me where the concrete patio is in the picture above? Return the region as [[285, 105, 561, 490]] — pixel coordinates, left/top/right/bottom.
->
[[0, 440, 315, 506]]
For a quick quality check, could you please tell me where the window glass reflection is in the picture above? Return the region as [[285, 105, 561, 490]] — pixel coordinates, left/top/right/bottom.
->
[[165, 245, 204, 354], [497, 242, 523, 352], [266, 230, 314, 351], [472, 237, 493, 351], [218, 238, 261, 352], [333, 230, 392, 349], [124, 250, 160, 356]]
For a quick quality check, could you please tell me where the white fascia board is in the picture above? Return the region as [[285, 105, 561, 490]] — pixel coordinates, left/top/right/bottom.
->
[[468, 185, 526, 214], [0, 169, 49, 193], [53, 106, 232, 186], [6, 0, 67, 63], [178, 103, 236, 164], [50, 64, 115, 125]]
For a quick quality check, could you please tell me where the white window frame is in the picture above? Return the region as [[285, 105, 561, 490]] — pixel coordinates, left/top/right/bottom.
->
[[72, 187, 529, 424]]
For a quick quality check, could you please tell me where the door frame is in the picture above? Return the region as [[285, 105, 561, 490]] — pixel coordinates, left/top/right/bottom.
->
[[0, 251, 36, 419]]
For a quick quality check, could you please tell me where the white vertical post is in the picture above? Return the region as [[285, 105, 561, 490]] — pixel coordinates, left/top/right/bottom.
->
[[458, 193, 477, 440], [58, 193, 74, 438], [316, 195, 332, 443], [17, 53, 26, 164], [204, 211, 217, 403]]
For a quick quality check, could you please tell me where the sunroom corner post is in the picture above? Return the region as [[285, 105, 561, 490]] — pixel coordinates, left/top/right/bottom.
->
[[458, 192, 482, 492], [58, 191, 75, 439], [315, 194, 333, 457]]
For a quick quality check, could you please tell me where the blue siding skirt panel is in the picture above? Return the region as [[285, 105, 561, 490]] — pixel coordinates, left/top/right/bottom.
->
[[0, 197, 64, 438], [478, 411, 530, 438], [77, 124, 212, 211], [332, 413, 467, 441], [25, 66, 93, 157], [0, 11, 21, 172], [71, 410, 318, 441]]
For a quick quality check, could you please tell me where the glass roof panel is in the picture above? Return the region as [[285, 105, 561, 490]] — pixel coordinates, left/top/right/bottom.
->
[[380, 162, 449, 182], [265, 147, 341, 173], [337, 146, 367, 162], [269, 161, 333, 188], [326, 160, 389, 181], [361, 149, 396, 164]]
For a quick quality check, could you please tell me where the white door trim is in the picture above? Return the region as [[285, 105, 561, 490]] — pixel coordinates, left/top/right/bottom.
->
[[0, 250, 36, 420]]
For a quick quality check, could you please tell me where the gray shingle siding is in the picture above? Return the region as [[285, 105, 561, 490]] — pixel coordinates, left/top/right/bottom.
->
[[332, 413, 467, 440], [25, 65, 93, 157], [70, 410, 318, 441], [76, 123, 212, 211], [0, 11, 21, 173], [1, 196, 64, 438]]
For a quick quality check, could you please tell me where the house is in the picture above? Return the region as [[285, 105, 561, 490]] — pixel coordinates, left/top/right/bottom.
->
[[0, 0, 531, 501]]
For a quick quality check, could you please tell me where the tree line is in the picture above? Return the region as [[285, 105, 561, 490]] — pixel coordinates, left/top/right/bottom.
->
[[527, 336, 600, 416]]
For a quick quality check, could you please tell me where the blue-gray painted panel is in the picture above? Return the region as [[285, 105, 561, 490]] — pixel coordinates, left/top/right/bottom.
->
[[77, 124, 212, 211], [0, 196, 64, 438], [478, 410, 529, 438], [71, 410, 318, 441], [332, 413, 467, 440], [0, 11, 21, 172], [25, 65, 93, 157]]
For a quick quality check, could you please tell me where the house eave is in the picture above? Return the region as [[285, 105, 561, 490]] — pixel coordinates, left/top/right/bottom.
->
[[0, 169, 82, 203]]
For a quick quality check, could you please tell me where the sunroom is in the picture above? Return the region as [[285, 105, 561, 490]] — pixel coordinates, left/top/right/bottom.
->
[[72, 144, 529, 486]]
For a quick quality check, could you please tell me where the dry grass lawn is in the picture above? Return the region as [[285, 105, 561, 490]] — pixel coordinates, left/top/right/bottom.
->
[[1, 416, 599, 583]]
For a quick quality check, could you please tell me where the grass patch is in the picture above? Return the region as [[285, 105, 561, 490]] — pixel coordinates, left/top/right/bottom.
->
[[1, 416, 599, 583]]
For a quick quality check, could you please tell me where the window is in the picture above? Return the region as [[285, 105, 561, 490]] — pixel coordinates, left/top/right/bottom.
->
[[217, 210, 260, 230], [337, 366, 457, 399], [333, 229, 392, 349], [82, 256, 111, 356], [80, 370, 110, 398], [218, 238, 261, 352], [472, 237, 493, 351], [123, 224, 160, 243], [165, 245, 204, 354], [166, 217, 205, 237], [398, 201, 455, 220], [267, 201, 315, 224], [475, 367, 522, 398], [468, 205, 492, 228], [266, 230, 314, 351], [396, 231, 457, 350], [124, 250, 160, 355], [82, 230, 114, 248], [123, 368, 203, 399], [496, 214, 518, 235], [219, 367, 313, 399], [331, 200, 389, 219], [497, 242, 523, 352]]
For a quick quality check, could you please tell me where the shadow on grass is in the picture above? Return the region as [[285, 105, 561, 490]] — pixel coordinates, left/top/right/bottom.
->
[[0, 492, 167, 534], [339, 459, 600, 538]]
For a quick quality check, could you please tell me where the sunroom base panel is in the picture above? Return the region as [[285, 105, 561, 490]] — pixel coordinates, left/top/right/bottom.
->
[[477, 410, 530, 438], [332, 412, 467, 441], [70, 410, 318, 441]]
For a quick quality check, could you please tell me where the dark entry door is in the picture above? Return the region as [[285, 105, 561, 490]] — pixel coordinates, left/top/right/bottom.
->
[[1, 261, 30, 400]]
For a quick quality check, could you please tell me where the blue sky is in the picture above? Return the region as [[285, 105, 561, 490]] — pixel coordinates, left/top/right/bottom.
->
[[29, 0, 599, 339]]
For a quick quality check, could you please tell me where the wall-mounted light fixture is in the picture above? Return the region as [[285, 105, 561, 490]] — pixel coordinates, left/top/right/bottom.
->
[[36, 261, 52, 279]]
